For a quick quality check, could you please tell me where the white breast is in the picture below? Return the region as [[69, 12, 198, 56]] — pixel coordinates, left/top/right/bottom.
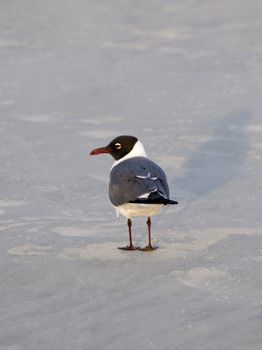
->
[[115, 203, 164, 219]]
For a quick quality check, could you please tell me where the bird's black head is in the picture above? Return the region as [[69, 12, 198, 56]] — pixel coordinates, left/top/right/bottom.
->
[[106, 135, 138, 160], [90, 135, 138, 160]]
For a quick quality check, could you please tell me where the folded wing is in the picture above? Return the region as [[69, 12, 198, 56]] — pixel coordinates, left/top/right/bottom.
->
[[109, 157, 177, 206]]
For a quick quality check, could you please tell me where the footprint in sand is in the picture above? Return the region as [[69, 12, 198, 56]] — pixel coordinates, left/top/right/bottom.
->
[[52, 226, 95, 237], [58, 243, 128, 261], [8, 245, 54, 256], [170, 267, 229, 290]]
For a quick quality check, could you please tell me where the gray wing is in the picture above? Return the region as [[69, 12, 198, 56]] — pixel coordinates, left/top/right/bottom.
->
[[109, 157, 170, 206]]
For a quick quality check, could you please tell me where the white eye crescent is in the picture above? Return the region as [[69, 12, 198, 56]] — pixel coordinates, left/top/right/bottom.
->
[[115, 143, 122, 149]]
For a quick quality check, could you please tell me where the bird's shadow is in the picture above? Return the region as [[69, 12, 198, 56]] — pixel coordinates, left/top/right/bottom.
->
[[175, 109, 251, 202]]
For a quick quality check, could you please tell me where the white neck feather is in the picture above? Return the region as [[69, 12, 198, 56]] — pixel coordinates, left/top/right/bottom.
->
[[111, 140, 147, 169]]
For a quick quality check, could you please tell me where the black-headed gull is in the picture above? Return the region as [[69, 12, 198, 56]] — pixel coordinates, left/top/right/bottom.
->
[[90, 135, 178, 251]]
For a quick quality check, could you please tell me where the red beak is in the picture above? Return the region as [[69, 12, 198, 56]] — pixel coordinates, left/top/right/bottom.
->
[[89, 147, 111, 156]]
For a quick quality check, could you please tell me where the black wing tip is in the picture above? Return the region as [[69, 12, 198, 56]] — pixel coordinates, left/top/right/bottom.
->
[[167, 199, 179, 205], [129, 198, 178, 205], [129, 192, 178, 205]]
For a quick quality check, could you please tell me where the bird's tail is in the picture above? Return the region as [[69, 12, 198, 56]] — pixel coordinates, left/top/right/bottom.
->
[[129, 195, 178, 205]]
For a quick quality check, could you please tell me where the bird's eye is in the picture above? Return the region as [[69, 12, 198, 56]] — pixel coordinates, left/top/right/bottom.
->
[[115, 143, 122, 149]]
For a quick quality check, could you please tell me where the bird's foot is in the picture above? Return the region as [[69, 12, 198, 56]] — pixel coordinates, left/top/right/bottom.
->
[[118, 245, 138, 251], [138, 245, 158, 252]]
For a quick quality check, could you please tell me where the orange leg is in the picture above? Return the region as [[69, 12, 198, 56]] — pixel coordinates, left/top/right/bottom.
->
[[118, 219, 138, 251], [139, 217, 158, 251]]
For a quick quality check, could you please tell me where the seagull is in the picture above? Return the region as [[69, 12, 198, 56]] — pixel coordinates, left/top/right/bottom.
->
[[90, 135, 178, 251]]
